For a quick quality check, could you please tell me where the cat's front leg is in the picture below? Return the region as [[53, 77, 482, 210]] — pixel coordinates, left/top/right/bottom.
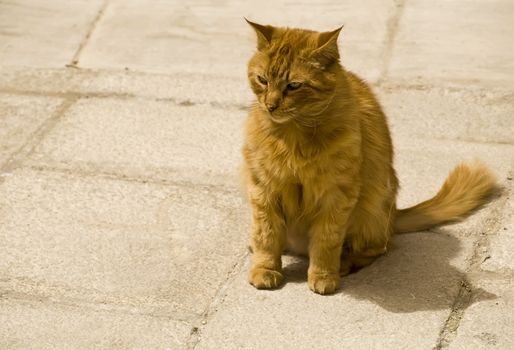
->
[[308, 189, 357, 295], [247, 185, 286, 289]]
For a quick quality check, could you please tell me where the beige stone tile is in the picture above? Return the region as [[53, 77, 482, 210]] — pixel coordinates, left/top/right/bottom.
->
[[0, 169, 249, 319], [378, 85, 514, 144], [388, 0, 514, 87], [27, 98, 245, 187]]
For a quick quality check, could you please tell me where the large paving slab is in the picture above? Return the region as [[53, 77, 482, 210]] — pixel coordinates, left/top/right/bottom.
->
[[79, 0, 398, 82], [0, 0, 104, 68], [0, 299, 191, 350], [388, 0, 514, 87], [26, 98, 246, 187], [448, 276, 514, 350], [0, 169, 249, 321], [0, 94, 63, 168], [378, 85, 514, 144]]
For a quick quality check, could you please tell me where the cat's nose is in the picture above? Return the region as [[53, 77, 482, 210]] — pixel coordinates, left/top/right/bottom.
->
[[266, 103, 278, 112]]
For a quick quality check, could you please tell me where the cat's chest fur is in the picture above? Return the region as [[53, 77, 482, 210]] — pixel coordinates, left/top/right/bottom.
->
[[256, 132, 352, 255], [260, 130, 333, 188], [248, 121, 360, 212], [250, 117, 360, 183]]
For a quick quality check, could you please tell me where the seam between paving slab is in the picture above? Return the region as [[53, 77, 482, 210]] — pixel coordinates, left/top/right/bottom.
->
[[68, 0, 110, 67], [468, 184, 512, 272], [1, 83, 512, 139], [435, 280, 473, 350], [2, 62, 512, 91], [24, 164, 241, 196], [186, 251, 250, 350], [1, 66, 513, 98], [0, 88, 136, 101], [0, 88, 249, 112], [0, 289, 194, 325], [0, 97, 78, 175], [4, 66, 514, 92], [430, 136, 514, 147], [434, 184, 512, 349], [377, 0, 407, 85]]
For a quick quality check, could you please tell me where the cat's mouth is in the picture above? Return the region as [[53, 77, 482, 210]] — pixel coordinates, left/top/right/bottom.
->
[[267, 112, 293, 124], [257, 103, 294, 124]]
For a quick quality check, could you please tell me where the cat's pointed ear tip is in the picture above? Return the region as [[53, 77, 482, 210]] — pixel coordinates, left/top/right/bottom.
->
[[334, 25, 344, 34], [246, 19, 274, 48], [244, 18, 261, 27]]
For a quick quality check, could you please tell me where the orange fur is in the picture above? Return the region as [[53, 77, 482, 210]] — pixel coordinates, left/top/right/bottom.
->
[[395, 162, 497, 233], [242, 21, 496, 294]]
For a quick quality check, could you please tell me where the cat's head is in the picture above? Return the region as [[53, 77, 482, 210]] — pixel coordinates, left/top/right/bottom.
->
[[246, 20, 343, 125]]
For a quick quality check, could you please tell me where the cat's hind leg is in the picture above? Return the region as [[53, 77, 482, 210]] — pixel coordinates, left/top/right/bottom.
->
[[339, 245, 387, 276], [341, 199, 395, 275], [307, 188, 358, 294]]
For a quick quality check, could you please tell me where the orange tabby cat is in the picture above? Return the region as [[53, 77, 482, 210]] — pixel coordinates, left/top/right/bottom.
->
[[242, 20, 496, 295]]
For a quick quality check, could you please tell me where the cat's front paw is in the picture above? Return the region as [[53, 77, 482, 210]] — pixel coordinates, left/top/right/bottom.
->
[[249, 267, 284, 289], [308, 273, 340, 295]]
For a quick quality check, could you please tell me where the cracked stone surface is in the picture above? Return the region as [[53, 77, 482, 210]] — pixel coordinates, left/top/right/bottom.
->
[[0, 1, 513, 349], [482, 193, 514, 272], [448, 277, 514, 350], [0, 0, 105, 68]]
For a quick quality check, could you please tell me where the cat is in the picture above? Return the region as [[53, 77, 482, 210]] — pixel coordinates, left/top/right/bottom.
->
[[241, 19, 497, 295]]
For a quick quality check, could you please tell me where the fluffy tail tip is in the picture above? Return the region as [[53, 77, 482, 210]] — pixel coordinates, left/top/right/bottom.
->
[[395, 161, 498, 233]]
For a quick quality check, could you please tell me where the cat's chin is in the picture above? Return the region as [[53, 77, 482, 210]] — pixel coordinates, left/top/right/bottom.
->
[[267, 112, 293, 125]]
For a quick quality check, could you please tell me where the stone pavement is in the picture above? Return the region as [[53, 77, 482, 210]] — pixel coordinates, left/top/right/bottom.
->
[[0, 0, 513, 349]]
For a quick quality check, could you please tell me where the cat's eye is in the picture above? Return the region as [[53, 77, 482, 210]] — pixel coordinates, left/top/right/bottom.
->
[[287, 82, 302, 90], [257, 75, 268, 85]]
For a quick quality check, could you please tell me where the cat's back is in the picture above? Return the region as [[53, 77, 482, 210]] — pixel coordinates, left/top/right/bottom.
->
[[346, 71, 385, 118], [344, 69, 397, 192], [345, 71, 393, 147]]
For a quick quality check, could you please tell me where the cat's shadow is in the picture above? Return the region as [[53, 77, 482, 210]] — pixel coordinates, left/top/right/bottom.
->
[[282, 231, 496, 313]]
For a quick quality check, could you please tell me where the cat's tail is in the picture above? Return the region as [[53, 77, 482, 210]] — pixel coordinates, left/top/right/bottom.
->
[[394, 162, 497, 233]]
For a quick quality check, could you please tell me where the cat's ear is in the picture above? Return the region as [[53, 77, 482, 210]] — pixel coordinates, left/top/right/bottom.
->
[[245, 18, 274, 50], [311, 26, 343, 66]]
